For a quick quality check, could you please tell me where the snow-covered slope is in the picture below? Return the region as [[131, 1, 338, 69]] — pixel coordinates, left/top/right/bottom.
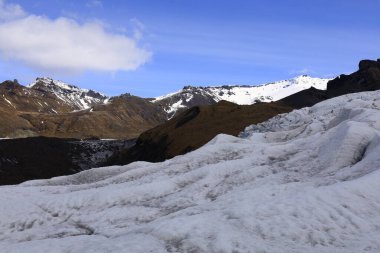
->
[[29, 77, 109, 111], [153, 75, 331, 118], [1, 90, 380, 252]]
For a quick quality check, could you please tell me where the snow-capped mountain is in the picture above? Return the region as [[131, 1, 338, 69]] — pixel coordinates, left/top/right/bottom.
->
[[1, 90, 379, 252], [29, 77, 109, 111], [153, 75, 332, 118]]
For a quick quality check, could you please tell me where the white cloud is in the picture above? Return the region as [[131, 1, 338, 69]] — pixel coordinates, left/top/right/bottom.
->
[[0, 0, 151, 73]]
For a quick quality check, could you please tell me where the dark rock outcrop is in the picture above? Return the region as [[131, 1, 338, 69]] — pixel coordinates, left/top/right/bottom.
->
[[327, 59, 380, 96], [0, 137, 135, 185]]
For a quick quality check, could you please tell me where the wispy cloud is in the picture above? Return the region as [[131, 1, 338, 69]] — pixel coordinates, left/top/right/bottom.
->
[[289, 68, 315, 76], [131, 18, 145, 41], [0, 0, 25, 20], [86, 0, 103, 8], [0, 0, 151, 73]]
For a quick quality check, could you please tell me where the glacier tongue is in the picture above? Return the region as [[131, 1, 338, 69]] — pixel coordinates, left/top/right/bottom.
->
[[1, 90, 380, 252]]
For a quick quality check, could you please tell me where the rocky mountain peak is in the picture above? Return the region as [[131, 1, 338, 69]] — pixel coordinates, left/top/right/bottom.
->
[[28, 77, 109, 110], [29, 77, 82, 96]]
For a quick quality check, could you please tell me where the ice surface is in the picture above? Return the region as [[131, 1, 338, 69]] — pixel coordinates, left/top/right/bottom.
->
[[1, 90, 380, 252]]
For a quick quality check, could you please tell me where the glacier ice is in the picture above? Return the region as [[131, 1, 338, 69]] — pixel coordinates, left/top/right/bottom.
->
[[1, 90, 380, 252]]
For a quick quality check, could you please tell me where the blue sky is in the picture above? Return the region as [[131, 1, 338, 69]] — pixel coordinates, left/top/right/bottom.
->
[[0, 0, 379, 97]]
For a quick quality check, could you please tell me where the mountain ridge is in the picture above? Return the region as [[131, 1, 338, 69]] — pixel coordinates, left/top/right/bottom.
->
[[153, 75, 331, 118], [0, 75, 331, 138]]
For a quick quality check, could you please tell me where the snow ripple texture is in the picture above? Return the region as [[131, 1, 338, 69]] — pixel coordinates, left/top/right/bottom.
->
[[1, 91, 380, 252]]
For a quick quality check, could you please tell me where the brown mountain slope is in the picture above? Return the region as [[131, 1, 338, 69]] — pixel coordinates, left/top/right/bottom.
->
[[0, 81, 166, 139], [0, 80, 79, 137], [106, 58, 380, 165], [106, 101, 293, 164], [0, 107, 34, 138], [11, 94, 166, 139]]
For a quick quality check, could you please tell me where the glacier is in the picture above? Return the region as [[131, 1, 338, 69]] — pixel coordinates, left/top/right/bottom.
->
[[0, 90, 380, 252]]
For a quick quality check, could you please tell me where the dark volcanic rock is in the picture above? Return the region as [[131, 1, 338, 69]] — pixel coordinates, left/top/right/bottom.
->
[[358, 59, 380, 71], [0, 137, 135, 185], [327, 60, 380, 96]]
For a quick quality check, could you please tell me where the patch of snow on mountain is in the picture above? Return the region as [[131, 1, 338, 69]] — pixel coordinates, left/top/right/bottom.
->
[[28, 77, 109, 110], [165, 99, 187, 115], [3, 96, 15, 109], [153, 89, 184, 102], [208, 75, 330, 104], [1, 90, 380, 252]]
